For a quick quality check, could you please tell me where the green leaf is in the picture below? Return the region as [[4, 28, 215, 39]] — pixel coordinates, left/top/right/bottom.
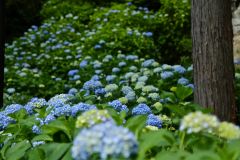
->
[[138, 129, 174, 160], [27, 148, 45, 160], [185, 151, 221, 160], [42, 119, 72, 141], [155, 150, 190, 160], [165, 104, 188, 117], [62, 149, 73, 160], [32, 134, 53, 142], [40, 143, 71, 160], [125, 115, 147, 136], [175, 85, 193, 101], [5, 140, 31, 160], [8, 108, 28, 120]]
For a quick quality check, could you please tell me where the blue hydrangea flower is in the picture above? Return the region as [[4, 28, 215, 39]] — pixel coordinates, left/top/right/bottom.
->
[[83, 80, 103, 91], [71, 122, 138, 160], [71, 103, 97, 116], [94, 44, 101, 49], [0, 112, 15, 131], [112, 67, 120, 73], [186, 84, 194, 89], [125, 91, 136, 101], [121, 86, 133, 95], [127, 31, 133, 35], [48, 94, 73, 108], [160, 71, 174, 79], [68, 69, 79, 76], [80, 60, 88, 68], [177, 77, 189, 85], [32, 125, 41, 134], [95, 70, 102, 74], [32, 141, 45, 147], [126, 55, 138, 60], [146, 114, 162, 128], [119, 62, 127, 67], [93, 62, 102, 69], [142, 32, 153, 37], [94, 88, 106, 96], [173, 65, 186, 74], [108, 100, 129, 112], [68, 88, 78, 95], [4, 104, 24, 115], [138, 76, 148, 82], [73, 75, 80, 80], [51, 104, 72, 117], [91, 75, 100, 81], [142, 59, 155, 67], [44, 114, 56, 124], [132, 103, 151, 115], [106, 75, 117, 83], [127, 2, 132, 6], [29, 97, 47, 107]]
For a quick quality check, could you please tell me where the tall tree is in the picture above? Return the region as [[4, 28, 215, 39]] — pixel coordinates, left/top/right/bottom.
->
[[191, 0, 236, 122]]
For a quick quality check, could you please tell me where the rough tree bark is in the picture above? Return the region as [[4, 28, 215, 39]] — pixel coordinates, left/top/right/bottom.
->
[[192, 0, 237, 122]]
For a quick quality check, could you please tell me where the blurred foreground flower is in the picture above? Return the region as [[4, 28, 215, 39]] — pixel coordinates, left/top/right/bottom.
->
[[179, 111, 219, 134], [72, 122, 138, 160]]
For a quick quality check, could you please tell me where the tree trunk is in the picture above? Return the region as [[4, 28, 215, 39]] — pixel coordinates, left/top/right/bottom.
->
[[192, 0, 236, 122]]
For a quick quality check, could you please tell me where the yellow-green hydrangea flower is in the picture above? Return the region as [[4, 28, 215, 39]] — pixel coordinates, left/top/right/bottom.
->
[[118, 97, 128, 104], [218, 122, 240, 140], [137, 97, 147, 103], [145, 125, 159, 131], [76, 110, 114, 128], [179, 111, 219, 134]]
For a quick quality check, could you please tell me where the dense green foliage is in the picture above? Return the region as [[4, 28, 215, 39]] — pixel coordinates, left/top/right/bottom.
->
[[4, 0, 192, 105]]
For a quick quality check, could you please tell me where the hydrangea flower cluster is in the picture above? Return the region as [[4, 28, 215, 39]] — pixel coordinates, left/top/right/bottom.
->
[[180, 112, 240, 140], [217, 122, 240, 140], [146, 114, 162, 128], [3, 104, 23, 115], [179, 111, 220, 134], [48, 94, 73, 108], [75, 110, 113, 128], [132, 103, 151, 115], [0, 113, 15, 131], [108, 100, 129, 112], [24, 98, 48, 114], [72, 122, 138, 160], [71, 103, 97, 116], [104, 84, 118, 93], [83, 80, 103, 91]]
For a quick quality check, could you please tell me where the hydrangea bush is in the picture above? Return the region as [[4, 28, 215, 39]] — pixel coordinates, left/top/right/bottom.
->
[[2, 0, 240, 159]]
